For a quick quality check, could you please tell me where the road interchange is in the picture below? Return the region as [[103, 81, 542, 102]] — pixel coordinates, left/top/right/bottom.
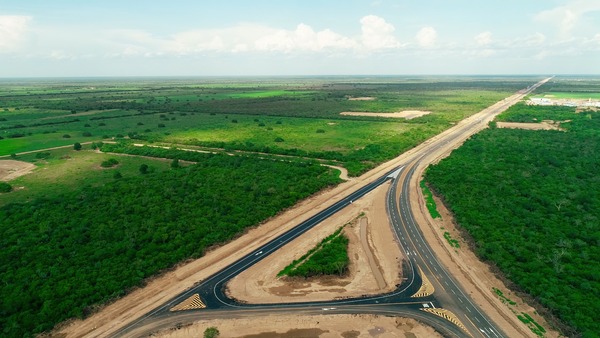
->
[[112, 77, 551, 338]]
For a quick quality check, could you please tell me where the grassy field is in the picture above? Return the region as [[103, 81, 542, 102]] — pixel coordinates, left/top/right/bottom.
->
[[0, 146, 174, 207], [1, 77, 535, 175]]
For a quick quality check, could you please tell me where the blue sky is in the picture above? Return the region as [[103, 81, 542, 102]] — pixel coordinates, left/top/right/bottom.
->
[[1, 0, 599, 77]]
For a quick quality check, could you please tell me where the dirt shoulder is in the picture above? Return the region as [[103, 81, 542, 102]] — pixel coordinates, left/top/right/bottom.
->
[[150, 314, 442, 338]]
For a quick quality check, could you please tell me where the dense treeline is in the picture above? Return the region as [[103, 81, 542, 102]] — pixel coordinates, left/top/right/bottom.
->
[[0, 154, 341, 337], [426, 109, 600, 337]]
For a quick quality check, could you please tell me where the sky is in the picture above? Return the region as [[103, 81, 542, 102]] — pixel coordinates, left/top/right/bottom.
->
[[0, 0, 599, 77]]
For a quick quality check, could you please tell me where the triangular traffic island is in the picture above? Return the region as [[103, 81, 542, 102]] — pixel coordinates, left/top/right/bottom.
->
[[169, 293, 206, 311]]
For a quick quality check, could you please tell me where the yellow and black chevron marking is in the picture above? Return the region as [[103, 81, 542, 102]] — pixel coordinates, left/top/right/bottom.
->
[[169, 293, 206, 311], [422, 308, 471, 336], [412, 267, 435, 298]]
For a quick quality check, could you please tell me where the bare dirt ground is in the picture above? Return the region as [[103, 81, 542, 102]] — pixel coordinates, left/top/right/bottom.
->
[[496, 121, 563, 131], [151, 314, 442, 338], [0, 160, 36, 181], [226, 182, 401, 303], [340, 111, 431, 120]]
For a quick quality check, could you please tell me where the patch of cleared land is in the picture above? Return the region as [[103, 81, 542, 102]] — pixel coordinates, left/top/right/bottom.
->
[[0, 160, 36, 181], [496, 121, 564, 131], [347, 96, 376, 101], [151, 314, 442, 338], [340, 110, 431, 119]]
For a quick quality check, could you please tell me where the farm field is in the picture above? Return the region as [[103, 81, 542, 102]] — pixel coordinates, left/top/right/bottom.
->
[[425, 77, 600, 337], [0, 76, 540, 338]]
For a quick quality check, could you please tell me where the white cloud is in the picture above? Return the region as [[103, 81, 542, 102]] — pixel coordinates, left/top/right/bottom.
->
[[360, 15, 402, 50], [106, 16, 402, 56], [415, 27, 437, 48], [535, 0, 600, 37], [0, 15, 31, 52], [255, 23, 357, 53], [475, 31, 492, 46]]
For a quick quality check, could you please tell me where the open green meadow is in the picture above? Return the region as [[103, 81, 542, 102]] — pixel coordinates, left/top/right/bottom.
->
[[1, 76, 534, 175], [0, 76, 542, 337]]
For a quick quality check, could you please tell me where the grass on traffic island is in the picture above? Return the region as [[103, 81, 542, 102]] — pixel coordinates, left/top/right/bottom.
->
[[278, 226, 349, 278]]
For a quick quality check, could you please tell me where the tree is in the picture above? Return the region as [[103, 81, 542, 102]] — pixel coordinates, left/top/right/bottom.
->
[[139, 164, 148, 174], [73, 142, 82, 151], [204, 327, 220, 338], [171, 158, 180, 169]]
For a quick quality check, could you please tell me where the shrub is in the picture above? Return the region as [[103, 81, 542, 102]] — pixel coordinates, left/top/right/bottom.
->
[[62, 134, 71, 138], [316, 129, 325, 133], [0, 182, 12, 193], [101, 158, 119, 168], [274, 137, 284, 142], [82, 131, 92, 137], [73, 142, 82, 151]]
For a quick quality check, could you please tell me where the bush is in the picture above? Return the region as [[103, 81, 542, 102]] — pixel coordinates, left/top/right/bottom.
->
[[139, 164, 149, 174], [35, 152, 51, 159], [100, 158, 119, 168], [0, 182, 12, 193], [73, 142, 82, 151], [274, 137, 284, 142], [204, 327, 220, 338], [62, 134, 71, 138], [82, 131, 92, 137], [158, 123, 166, 128], [316, 129, 325, 133]]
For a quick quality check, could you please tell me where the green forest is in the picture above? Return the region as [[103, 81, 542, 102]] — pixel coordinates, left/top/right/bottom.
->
[[0, 153, 341, 337], [425, 106, 600, 337]]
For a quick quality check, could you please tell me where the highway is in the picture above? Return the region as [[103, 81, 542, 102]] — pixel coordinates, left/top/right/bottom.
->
[[112, 77, 551, 338]]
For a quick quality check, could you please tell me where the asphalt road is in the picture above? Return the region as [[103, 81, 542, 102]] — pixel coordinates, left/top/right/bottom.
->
[[112, 77, 551, 338]]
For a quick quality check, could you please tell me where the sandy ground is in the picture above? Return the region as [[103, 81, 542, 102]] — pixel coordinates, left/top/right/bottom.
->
[[496, 121, 563, 131], [150, 314, 442, 338], [340, 111, 430, 120], [226, 182, 401, 303], [0, 160, 36, 181]]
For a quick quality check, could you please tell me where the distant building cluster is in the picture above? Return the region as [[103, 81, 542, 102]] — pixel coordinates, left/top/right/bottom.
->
[[528, 97, 600, 108]]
